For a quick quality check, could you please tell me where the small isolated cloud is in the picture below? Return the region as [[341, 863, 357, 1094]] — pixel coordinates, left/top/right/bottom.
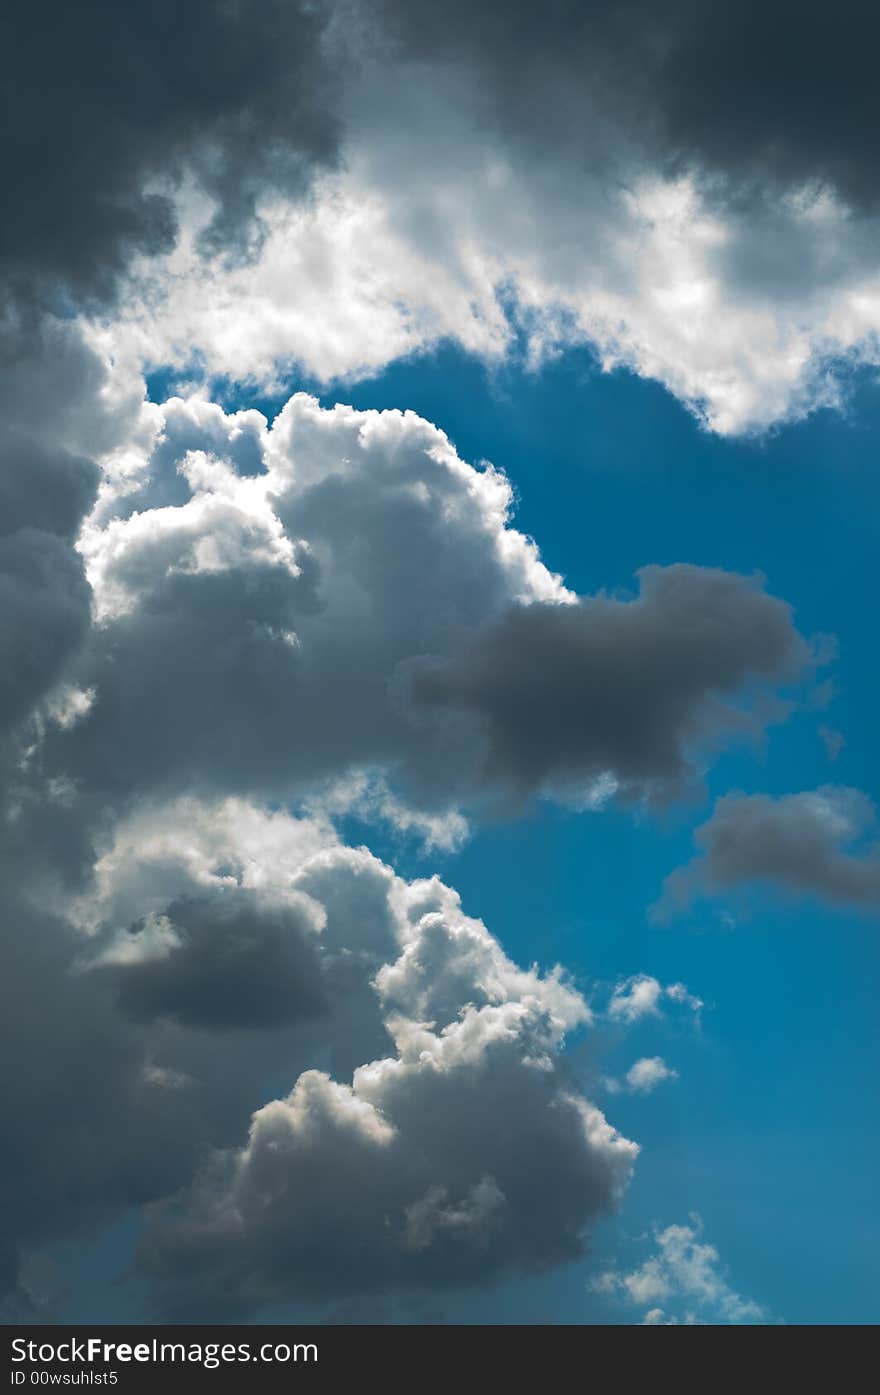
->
[[593, 1218, 766, 1325], [624, 1058, 679, 1094], [604, 1057, 678, 1096], [607, 975, 703, 1025], [656, 786, 880, 918]]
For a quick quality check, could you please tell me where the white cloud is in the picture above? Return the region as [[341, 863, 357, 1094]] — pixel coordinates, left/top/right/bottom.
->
[[594, 1219, 766, 1324], [607, 975, 703, 1025], [102, 70, 880, 437], [624, 1057, 678, 1093]]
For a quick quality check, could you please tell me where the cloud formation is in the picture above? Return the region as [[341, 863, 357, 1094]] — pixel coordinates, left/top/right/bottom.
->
[[657, 787, 880, 916], [26, 392, 812, 827], [0, 359, 819, 1316], [5, 5, 880, 433], [594, 1218, 765, 1324], [1, 788, 634, 1317], [65, 797, 635, 1316], [409, 563, 812, 806], [89, 2, 880, 435]]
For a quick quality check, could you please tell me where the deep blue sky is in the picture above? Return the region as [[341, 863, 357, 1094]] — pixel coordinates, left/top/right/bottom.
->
[[133, 346, 880, 1324]]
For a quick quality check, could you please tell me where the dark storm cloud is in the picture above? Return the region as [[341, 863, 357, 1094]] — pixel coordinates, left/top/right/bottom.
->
[[657, 787, 880, 915], [373, 0, 880, 210], [407, 564, 813, 805], [1, 0, 342, 310]]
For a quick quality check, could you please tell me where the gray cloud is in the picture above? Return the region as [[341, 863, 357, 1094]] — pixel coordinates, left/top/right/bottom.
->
[[0, 315, 149, 748], [1, 1, 343, 312], [373, 0, 880, 213], [657, 787, 880, 916], [0, 529, 92, 733], [93, 890, 330, 1031], [137, 989, 634, 1318], [408, 564, 813, 806], [0, 783, 634, 1316]]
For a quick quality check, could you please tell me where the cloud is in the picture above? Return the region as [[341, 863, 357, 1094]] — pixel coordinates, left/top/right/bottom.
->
[[90, 2, 880, 435], [406, 563, 814, 807], [137, 994, 635, 1318], [5, 5, 880, 433], [657, 787, 880, 916], [603, 1056, 679, 1096], [0, 781, 635, 1314], [28, 392, 812, 826], [624, 1058, 678, 1094], [607, 975, 703, 1025], [594, 1218, 765, 1324], [0, 1, 344, 313], [105, 814, 633, 1317], [373, 0, 880, 214], [0, 312, 155, 754]]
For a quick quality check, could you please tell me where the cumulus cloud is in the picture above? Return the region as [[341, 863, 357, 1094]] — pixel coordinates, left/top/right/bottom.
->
[[606, 975, 703, 1026], [624, 1058, 678, 1094], [0, 781, 635, 1314], [76, 801, 633, 1316], [137, 991, 635, 1318], [657, 787, 880, 917], [594, 1219, 765, 1324], [25, 392, 811, 825], [603, 1056, 679, 1096]]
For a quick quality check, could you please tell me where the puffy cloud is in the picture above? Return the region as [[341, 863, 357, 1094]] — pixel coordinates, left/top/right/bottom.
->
[[137, 995, 635, 1318], [48, 394, 814, 823], [0, 782, 635, 1314], [657, 787, 880, 916], [408, 563, 812, 806], [594, 1219, 765, 1324], [48, 393, 565, 811], [623, 1058, 678, 1094], [607, 975, 703, 1025]]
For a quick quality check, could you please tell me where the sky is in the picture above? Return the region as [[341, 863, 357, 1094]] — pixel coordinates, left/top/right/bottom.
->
[[1, 1, 879, 1327]]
